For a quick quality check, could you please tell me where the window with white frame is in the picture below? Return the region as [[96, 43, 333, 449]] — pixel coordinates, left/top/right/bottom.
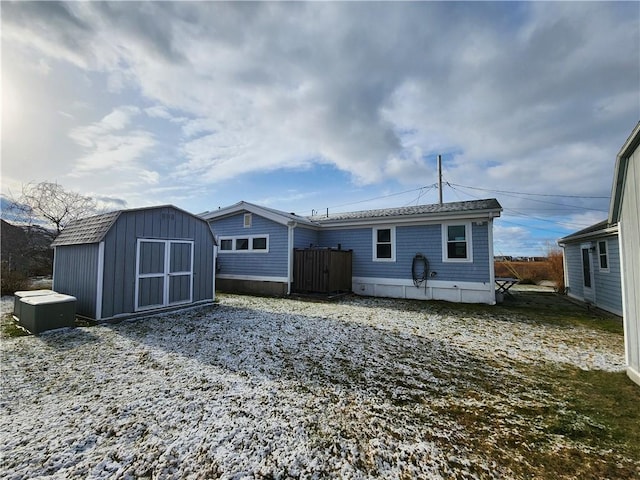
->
[[373, 226, 395, 261], [243, 213, 252, 228], [598, 240, 609, 271], [442, 223, 473, 262], [218, 235, 269, 253]]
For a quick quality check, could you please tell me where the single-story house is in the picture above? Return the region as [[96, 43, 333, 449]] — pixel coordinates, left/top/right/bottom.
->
[[51, 205, 217, 321], [201, 198, 502, 304], [558, 220, 622, 316], [608, 121, 640, 386]]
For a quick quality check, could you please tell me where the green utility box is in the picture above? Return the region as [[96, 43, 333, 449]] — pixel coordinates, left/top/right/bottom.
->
[[13, 290, 56, 321], [18, 294, 77, 334]]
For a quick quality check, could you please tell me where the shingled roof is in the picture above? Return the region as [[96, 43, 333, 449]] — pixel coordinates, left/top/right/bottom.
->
[[308, 198, 502, 223], [51, 211, 121, 247], [558, 220, 618, 244]]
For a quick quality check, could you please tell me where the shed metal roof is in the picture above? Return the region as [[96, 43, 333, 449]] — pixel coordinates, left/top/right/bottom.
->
[[51, 211, 121, 247]]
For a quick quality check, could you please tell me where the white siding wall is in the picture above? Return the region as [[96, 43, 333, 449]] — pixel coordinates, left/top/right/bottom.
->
[[620, 144, 640, 385]]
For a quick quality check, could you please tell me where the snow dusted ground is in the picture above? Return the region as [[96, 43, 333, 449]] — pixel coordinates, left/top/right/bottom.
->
[[0, 294, 627, 479]]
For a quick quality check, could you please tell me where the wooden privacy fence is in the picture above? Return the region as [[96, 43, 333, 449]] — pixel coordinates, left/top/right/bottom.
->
[[293, 248, 352, 294]]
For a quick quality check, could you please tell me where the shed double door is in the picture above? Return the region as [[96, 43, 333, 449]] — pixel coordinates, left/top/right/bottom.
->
[[136, 239, 194, 311]]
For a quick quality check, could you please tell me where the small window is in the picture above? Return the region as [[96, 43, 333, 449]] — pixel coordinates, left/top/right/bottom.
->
[[442, 223, 472, 262], [598, 240, 609, 271], [220, 239, 233, 251], [244, 213, 252, 228], [236, 238, 249, 250], [252, 237, 267, 250], [373, 227, 395, 261]]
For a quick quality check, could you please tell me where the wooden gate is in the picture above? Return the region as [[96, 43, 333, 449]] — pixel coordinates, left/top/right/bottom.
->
[[293, 248, 352, 294]]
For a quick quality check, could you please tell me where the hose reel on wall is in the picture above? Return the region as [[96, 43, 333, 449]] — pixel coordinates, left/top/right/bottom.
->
[[412, 253, 429, 292]]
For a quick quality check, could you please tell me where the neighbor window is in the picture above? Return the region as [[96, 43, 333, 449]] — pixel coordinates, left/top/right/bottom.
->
[[442, 223, 473, 262], [217, 235, 269, 253], [598, 240, 609, 271], [244, 213, 252, 228], [373, 227, 395, 262]]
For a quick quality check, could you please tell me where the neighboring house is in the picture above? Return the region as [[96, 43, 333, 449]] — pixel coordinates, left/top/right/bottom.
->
[[201, 198, 503, 304], [51, 205, 217, 321], [609, 122, 640, 387], [558, 220, 622, 316]]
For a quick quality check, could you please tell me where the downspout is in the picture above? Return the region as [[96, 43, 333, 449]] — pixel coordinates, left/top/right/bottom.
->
[[287, 221, 297, 295], [487, 215, 496, 305]]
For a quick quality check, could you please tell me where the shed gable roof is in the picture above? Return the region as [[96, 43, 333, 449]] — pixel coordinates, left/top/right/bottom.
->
[[51, 204, 215, 247], [51, 211, 121, 247]]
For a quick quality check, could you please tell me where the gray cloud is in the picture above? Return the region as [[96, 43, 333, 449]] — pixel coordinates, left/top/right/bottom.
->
[[2, 1, 638, 227]]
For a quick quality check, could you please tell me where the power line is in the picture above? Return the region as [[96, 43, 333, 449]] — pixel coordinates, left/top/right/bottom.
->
[[326, 184, 437, 210], [448, 182, 610, 199], [448, 183, 608, 215]]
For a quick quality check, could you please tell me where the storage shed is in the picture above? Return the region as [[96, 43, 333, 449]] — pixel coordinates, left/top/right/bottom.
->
[[51, 205, 216, 321]]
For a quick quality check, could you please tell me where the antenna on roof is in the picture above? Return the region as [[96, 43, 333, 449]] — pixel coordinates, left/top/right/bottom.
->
[[438, 154, 443, 205]]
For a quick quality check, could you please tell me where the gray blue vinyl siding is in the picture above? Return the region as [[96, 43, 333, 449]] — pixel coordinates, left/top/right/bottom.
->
[[53, 244, 99, 317], [101, 207, 214, 318], [593, 237, 622, 314], [563, 235, 622, 315], [317, 223, 490, 282], [564, 243, 585, 299], [294, 226, 319, 249], [54, 206, 215, 320], [210, 212, 288, 278]]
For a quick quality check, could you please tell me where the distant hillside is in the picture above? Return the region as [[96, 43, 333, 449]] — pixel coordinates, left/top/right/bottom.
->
[[1, 219, 54, 276]]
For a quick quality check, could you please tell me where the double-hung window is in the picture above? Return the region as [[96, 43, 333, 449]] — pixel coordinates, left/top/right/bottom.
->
[[598, 240, 609, 272], [373, 227, 395, 262], [442, 223, 473, 262]]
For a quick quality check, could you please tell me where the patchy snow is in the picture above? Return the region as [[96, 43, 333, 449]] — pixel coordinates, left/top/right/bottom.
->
[[0, 294, 627, 478]]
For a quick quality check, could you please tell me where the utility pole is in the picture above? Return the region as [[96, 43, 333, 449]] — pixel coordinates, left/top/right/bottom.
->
[[438, 154, 443, 205]]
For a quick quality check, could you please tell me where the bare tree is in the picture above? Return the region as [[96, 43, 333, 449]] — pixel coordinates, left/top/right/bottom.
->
[[12, 182, 97, 236]]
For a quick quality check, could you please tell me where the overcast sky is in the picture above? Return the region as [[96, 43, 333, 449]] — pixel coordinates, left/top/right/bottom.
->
[[2, 1, 638, 255]]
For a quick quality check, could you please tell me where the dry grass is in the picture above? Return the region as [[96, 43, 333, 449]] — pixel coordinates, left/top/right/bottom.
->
[[495, 254, 564, 290]]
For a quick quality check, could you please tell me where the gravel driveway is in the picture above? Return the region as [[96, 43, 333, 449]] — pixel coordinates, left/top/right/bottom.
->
[[0, 293, 629, 479]]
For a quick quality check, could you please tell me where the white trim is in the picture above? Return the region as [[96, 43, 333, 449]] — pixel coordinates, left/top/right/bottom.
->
[[212, 245, 217, 301], [218, 234, 270, 253], [52, 246, 57, 289], [488, 218, 495, 290], [95, 241, 105, 320], [287, 223, 295, 295], [352, 276, 491, 291], [372, 226, 396, 262], [618, 221, 630, 369], [200, 201, 317, 228], [135, 239, 195, 312], [351, 276, 494, 304], [315, 210, 501, 228], [597, 239, 610, 273], [442, 221, 473, 263], [627, 365, 640, 388], [217, 274, 288, 283]]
